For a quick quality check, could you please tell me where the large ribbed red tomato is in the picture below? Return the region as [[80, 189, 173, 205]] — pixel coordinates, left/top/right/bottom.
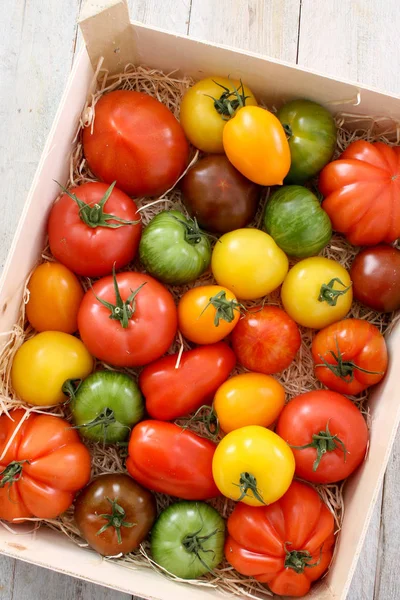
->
[[319, 141, 400, 245], [83, 91, 189, 197]]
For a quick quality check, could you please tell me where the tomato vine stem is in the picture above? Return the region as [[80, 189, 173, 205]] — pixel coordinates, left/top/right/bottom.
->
[[96, 497, 136, 545], [316, 337, 384, 382], [290, 420, 347, 471], [234, 472, 265, 504], [318, 278, 352, 307]]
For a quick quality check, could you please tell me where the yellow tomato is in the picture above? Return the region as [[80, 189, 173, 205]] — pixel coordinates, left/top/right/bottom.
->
[[212, 425, 295, 506], [178, 285, 240, 344], [211, 229, 288, 300], [214, 372, 285, 433], [281, 257, 353, 329], [11, 331, 93, 406], [180, 77, 257, 153], [223, 106, 291, 185]]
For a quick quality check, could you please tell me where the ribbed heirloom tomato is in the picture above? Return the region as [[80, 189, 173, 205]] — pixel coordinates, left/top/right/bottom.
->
[[0, 410, 91, 522]]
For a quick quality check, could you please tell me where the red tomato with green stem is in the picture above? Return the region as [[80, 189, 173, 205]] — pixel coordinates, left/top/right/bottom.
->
[[126, 421, 220, 500], [48, 181, 141, 277], [276, 390, 369, 484], [140, 342, 236, 421], [312, 318, 388, 395], [78, 269, 177, 367], [232, 306, 301, 374]]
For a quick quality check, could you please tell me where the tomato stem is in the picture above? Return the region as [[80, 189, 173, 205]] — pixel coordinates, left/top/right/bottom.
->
[[175, 405, 220, 440], [182, 522, 221, 573], [199, 291, 243, 326], [62, 378, 82, 404], [55, 181, 140, 229], [318, 278, 352, 307], [204, 79, 250, 120], [281, 123, 292, 140], [316, 337, 384, 383], [72, 407, 117, 442], [234, 472, 265, 504], [96, 497, 136, 545], [284, 542, 322, 574], [0, 461, 28, 488], [290, 420, 347, 471], [170, 214, 206, 246]]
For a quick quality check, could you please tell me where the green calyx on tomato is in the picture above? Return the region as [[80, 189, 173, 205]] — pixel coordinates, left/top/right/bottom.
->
[[318, 278, 352, 307], [316, 338, 384, 383], [235, 472, 265, 505], [200, 290, 242, 326], [284, 544, 321, 574], [96, 497, 136, 545], [176, 405, 220, 440], [290, 421, 347, 472], [0, 461, 26, 487], [56, 181, 139, 229], [206, 79, 250, 119]]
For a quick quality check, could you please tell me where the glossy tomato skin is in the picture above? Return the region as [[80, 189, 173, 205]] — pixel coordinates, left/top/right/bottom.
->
[[11, 332, 93, 406], [180, 155, 261, 233], [26, 262, 84, 333], [281, 257, 353, 329], [277, 99, 337, 184], [83, 91, 189, 197], [312, 318, 388, 395], [140, 342, 236, 420], [74, 474, 156, 556], [212, 425, 295, 506], [48, 182, 141, 277], [211, 229, 289, 300], [0, 410, 91, 522], [232, 306, 301, 374], [180, 77, 257, 153], [223, 106, 291, 186], [225, 481, 335, 597], [126, 421, 220, 500], [78, 272, 177, 367], [178, 285, 240, 344], [276, 391, 369, 484], [319, 141, 400, 245], [214, 372, 285, 433], [350, 245, 400, 312]]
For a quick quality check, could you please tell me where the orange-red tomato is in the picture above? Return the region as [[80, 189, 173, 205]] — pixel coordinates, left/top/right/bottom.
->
[[26, 262, 84, 333], [178, 285, 240, 344]]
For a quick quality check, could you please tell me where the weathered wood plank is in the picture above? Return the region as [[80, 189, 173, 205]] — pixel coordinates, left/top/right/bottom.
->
[[189, 0, 301, 61], [0, 556, 15, 600], [128, 0, 191, 34]]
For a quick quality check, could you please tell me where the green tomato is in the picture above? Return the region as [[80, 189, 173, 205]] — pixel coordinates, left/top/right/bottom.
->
[[68, 371, 144, 444], [151, 501, 225, 579], [277, 99, 337, 184], [264, 185, 332, 258], [139, 210, 211, 285]]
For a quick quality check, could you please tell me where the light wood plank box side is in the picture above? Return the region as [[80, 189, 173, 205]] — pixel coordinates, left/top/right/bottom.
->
[[1, 2, 400, 599]]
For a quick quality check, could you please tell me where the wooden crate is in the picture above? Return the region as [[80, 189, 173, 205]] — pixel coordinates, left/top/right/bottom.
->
[[1, 1, 400, 598]]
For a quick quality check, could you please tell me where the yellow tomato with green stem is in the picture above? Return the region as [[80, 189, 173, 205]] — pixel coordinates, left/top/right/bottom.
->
[[212, 425, 295, 506], [281, 257, 353, 329], [178, 285, 241, 344], [11, 331, 93, 406], [214, 372, 285, 433], [180, 77, 257, 153], [211, 229, 289, 300]]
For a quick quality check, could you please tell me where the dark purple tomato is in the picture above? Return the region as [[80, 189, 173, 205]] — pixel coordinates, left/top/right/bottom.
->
[[350, 245, 400, 312], [180, 155, 261, 233]]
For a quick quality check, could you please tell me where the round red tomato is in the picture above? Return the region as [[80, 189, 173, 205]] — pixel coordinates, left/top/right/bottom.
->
[[48, 182, 141, 277], [276, 390, 369, 484], [78, 271, 177, 367], [83, 90, 189, 197], [232, 306, 301, 374]]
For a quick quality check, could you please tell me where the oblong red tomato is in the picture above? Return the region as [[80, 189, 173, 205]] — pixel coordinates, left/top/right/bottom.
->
[[83, 90, 189, 197], [140, 342, 236, 420], [126, 421, 220, 500], [276, 390, 369, 484]]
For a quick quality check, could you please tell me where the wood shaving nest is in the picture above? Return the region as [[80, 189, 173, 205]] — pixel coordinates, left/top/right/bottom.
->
[[1, 62, 400, 599]]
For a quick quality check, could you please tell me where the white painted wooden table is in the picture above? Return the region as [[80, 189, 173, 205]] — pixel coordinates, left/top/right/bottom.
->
[[0, 1, 399, 599]]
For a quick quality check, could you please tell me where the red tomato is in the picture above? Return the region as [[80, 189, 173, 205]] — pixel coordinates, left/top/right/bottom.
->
[[140, 342, 236, 420], [276, 390, 369, 483], [0, 410, 91, 522], [225, 481, 335, 597], [126, 421, 220, 500], [78, 271, 177, 367], [83, 91, 189, 197], [48, 182, 141, 277], [319, 141, 400, 245], [232, 306, 301, 374], [312, 318, 388, 395]]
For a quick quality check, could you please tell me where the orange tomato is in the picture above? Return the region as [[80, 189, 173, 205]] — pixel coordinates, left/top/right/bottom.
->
[[26, 262, 84, 333], [214, 372, 285, 433], [178, 285, 240, 344], [223, 106, 291, 185]]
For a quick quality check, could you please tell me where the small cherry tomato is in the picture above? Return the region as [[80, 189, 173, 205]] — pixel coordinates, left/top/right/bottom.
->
[[214, 372, 285, 433], [26, 262, 84, 333]]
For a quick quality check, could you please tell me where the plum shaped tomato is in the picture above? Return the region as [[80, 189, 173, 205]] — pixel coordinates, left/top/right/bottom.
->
[[83, 90, 189, 197]]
